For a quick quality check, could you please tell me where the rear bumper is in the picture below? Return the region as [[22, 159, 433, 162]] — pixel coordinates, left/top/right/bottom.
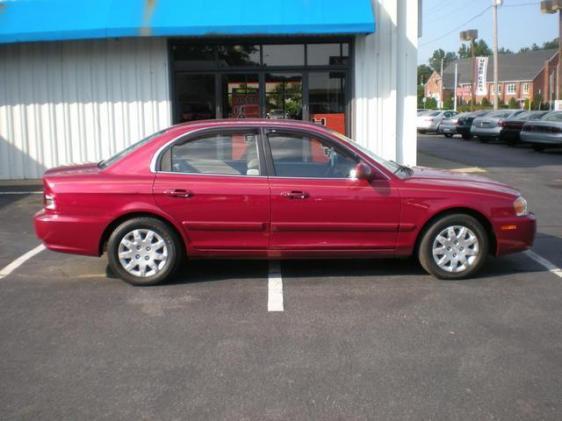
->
[[493, 213, 536, 256], [471, 126, 502, 137], [34, 209, 103, 256], [439, 125, 457, 134]]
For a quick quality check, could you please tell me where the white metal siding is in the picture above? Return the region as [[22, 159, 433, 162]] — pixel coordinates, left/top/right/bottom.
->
[[0, 38, 171, 180], [353, 0, 418, 166]]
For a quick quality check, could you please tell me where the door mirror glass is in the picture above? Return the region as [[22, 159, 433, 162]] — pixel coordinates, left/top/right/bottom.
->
[[352, 163, 373, 181]]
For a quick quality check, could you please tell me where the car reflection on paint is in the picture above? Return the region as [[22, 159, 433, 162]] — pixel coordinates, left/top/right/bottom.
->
[[34, 119, 536, 286]]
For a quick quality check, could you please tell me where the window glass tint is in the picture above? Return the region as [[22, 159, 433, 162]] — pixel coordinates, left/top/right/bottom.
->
[[263, 44, 304, 66], [172, 45, 215, 68], [171, 133, 260, 176], [307, 43, 346, 66], [217, 45, 260, 67], [268, 134, 357, 178], [100, 130, 165, 168], [175, 74, 216, 122], [490, 111, 511, 118]]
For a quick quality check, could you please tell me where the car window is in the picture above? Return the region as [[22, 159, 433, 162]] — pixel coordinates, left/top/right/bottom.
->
[[268, 133, 358, 178], [489, 111, 511, 118], [99, 129, 166, 168], [429, 111, 440, 116], [543, 112, 562, 122], [170, 132, 260, 176]]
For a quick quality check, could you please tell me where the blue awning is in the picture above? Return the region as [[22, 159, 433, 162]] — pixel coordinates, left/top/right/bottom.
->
[[0, 0, 375, 44]]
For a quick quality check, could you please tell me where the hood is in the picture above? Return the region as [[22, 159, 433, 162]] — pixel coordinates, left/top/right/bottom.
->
[[408, 166, 520, 197], [44, 162, 101, 177]]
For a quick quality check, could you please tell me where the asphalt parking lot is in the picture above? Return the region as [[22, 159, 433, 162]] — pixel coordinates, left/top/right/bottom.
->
[[1, 136, 561, 420]]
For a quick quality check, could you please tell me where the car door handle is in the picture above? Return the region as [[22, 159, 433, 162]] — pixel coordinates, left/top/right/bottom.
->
[[164, 189, 193, 198], [281, 191, 309, 200]]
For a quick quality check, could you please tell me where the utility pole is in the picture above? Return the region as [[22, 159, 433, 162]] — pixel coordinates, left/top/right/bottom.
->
[[492, 0, 502, 110], [440, 58, 444, 109], [541, 0, 562, 104], [454, 62, 458, 112]]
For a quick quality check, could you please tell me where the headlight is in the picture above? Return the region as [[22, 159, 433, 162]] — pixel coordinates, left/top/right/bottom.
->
[[513, 196, 528, 216]]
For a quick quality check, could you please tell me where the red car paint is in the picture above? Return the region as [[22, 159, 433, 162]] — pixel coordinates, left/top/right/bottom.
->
[[34, 119, 536, 261]]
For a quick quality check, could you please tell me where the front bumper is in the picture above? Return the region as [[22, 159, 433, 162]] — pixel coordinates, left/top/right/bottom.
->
[[493, 213, 536, 256]]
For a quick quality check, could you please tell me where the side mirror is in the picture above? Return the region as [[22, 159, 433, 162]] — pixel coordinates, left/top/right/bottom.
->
[[353, 163, 374, 181]]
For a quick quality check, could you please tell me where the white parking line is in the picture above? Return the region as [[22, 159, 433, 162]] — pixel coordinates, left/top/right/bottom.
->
[[268, 261, 284, 312], [0, 244, 46, 280], [0, 191, 42, 195], [524, 250, 562, 279]]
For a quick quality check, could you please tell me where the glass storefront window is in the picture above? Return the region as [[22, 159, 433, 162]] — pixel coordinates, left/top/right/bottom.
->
[[263, 44, 305, 66], [222, 74, 260, 119], [309, 72, 346, 134], [307, 43, 349, 66], [174, 74, 216, 122], [265, 73, 303, 120], [217, 45, 261, 67], [172, 45, 216, 69]]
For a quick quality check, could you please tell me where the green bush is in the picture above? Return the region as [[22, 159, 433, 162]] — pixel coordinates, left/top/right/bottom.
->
[[508, 97, 519, 109]]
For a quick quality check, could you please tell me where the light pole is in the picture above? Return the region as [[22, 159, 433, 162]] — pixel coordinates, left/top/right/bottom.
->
[[492, 0, 503, 110], [460, 30, 479, 111], [541, 0, 562, 102]]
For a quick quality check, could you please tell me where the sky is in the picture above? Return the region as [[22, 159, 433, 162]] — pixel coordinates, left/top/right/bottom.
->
[[418, 0, 560, 65]]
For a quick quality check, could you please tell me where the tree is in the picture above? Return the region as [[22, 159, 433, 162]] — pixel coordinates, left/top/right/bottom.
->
[[428, 49, 457, 73], [458, 39, 492, 58], [542, 38, 558, 49], [508, 97, 519, 109], [444, 96, 454, 110], [481, 97, 491, 107], [498, 47, 513, 55], [417, 64, 433, 85]]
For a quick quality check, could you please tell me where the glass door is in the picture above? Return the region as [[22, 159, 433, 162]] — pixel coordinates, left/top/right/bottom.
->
[[221, 73, 260, 119], [265, 73, 303, 120], [174, 74, 216, 123]]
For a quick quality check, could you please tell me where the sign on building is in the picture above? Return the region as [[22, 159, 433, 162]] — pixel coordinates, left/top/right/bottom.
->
[[475, 57, 489, 96]]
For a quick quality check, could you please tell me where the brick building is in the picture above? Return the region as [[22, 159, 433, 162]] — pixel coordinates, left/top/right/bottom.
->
[[424, 49, 559, 107]]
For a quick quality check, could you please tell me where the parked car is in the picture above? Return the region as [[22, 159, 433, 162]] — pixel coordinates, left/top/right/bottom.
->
[[520, 111, 562, 151], [438, 112, 469, 138], [417, 110, 457, 133], [471, 110, 526, 142], [34, 119, 535, 285], [499, 111, 549, 146], [456, 111, 491, 140]]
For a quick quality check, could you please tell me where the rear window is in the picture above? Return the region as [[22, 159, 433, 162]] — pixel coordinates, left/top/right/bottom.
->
[[489, 111, 511, 119], [98, 130, 166, 168]]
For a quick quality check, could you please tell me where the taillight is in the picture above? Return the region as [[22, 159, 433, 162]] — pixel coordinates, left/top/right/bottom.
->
[[44, 193, 56, 210], [497, 120, 504, 127]]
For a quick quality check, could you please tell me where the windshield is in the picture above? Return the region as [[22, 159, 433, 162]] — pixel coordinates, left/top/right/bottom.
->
[[98, 129, 166, 168], [329, 130, 411, 178]]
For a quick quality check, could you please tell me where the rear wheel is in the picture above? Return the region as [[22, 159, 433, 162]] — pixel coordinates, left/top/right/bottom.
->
[[107, 217, 183, 286], [532, 144, 546, 152], [418, 214, 489, 280], [461, 133, 472, 140], [479, 136, 490, 143], [444, 134, 453, 138]]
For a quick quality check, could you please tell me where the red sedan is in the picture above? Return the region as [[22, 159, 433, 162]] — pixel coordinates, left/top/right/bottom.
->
[[34, 120, 536, 285]]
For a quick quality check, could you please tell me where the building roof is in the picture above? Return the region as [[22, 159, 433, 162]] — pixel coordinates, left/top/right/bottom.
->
[[441, 49, 557, 88], [0, 0, 375, 44]]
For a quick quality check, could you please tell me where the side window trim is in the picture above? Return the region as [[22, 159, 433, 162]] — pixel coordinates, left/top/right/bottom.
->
[[263, 128, 359, 179], [155, 127, 268, 177]]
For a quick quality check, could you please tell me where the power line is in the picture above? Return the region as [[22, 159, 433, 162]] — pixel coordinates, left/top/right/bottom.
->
[[420, 6, 492, 47]]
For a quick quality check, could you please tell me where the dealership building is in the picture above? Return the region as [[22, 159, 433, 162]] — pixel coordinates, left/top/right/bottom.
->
[[0, 0, 419, 180]]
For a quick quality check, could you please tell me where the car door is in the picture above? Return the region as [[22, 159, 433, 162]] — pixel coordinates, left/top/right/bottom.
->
[[264, 129, 401, 253], [153, 128, 270, 252]]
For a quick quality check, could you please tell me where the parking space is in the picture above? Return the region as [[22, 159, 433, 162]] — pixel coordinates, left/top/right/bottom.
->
[[1, 141, 562, 419]]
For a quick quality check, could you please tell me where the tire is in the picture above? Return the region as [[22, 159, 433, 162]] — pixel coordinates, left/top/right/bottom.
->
[[461, 133, 471, 140], [107, 217, 183, 286], [444, 134, 453, 138], [479, 136, 489, 143], [418, 214, 489, 280], [532, 144, 546, 152], [506, 137, 517, 147]]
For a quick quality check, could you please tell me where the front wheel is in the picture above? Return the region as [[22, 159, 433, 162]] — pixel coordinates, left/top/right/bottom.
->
[[461, 133, 472, 140], [444, 134, 453, 138], [107, 217, 183, 286], [418, 214, 489, 280]]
